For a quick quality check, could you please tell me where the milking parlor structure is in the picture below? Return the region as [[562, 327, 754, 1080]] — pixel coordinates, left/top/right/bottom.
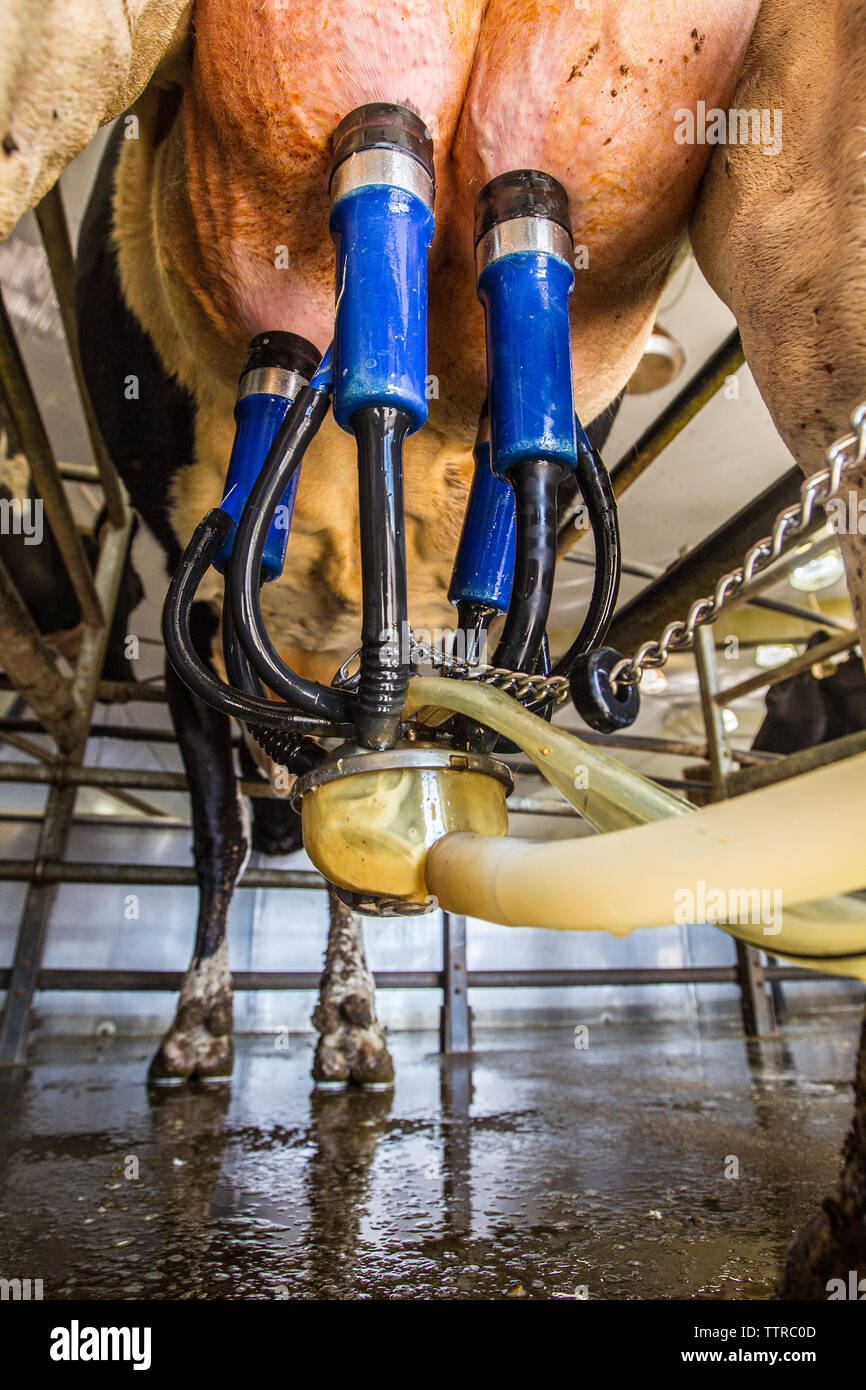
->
[[0, 0, 864, 1330]]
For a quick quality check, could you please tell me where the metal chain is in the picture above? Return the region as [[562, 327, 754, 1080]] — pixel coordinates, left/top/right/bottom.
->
[[609, 399, 866, 687], [407, 633, 571, 705], [338, 400, 866, 708], [333, 635, 570, 703]]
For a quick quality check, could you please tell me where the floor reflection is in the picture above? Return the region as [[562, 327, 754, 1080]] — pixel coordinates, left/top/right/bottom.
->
[[0, 1014, 861, 1299]]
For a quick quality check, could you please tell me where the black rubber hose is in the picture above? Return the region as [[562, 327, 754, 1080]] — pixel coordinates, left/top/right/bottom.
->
[[222, 588, 265, 699], [163, 507, 348, 736], [455, 598, 492, 670], [220, 592, 326, 766], [530, 630, 555, 721], [230, 384, 350, 724], [552, 444, 620, 674], [351, 404, 412, 749], [493, 457, 563, 673]]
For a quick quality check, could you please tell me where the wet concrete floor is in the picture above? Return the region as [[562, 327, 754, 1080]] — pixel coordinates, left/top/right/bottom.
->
[[0, 1013, 862, 1300]]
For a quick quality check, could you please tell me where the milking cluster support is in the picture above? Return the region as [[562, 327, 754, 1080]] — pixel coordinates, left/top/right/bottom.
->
[[0, 188, 859, 1062]]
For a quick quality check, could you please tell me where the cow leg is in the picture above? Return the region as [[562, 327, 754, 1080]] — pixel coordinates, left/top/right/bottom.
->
[[779, 1008, 866, 1298], [311, 889, 394, 1091], [149, 602, 248, 1085], [237, 738, 305, 857]]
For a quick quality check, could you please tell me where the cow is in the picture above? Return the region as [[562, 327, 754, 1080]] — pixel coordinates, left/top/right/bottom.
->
[[0, 408, 142, 685], [753, 634, 866, 757], [69, 0, 769, 1090], [0, 0, 864, 1292]]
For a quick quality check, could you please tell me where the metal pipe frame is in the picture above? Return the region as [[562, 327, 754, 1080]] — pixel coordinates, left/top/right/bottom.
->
[[0, 554, 79, 749], [564, 549, 853, 632], [556, 329, 745, 559], [0, 677, 168, 704], [0, 716, 773, 765], [0, 185, 136, 1061], [714, 628, 861, 708], [0, 289, 103, 628], [606, 468, 830, 656], [0, 964, 843, 992], [694, 624, 776, 1037], [34, 184, 126, 527]]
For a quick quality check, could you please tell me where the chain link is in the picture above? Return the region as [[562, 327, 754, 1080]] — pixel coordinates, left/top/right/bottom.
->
[[337, 401, 866, 709], [407, 633, 571, 705], [609, 400, 866, 687]]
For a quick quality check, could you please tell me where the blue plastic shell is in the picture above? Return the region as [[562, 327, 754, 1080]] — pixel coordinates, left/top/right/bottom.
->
[[215, 391, 299, 582], [448, 436, 516, 613], [478, 249, 578, 477], [330, 183, 434, 433]]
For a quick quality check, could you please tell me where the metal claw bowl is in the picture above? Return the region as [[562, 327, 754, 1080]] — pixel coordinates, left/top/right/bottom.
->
[[291, 742, 512, 915]]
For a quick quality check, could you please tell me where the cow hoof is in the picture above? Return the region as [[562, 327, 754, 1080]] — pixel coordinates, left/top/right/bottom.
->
[[311, 1024, 394, 1092], [148, 1025, 234, 1086]]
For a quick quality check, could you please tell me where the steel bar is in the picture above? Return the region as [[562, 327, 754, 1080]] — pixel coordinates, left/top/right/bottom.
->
[[715, 628, 860, 707], [565, 548, 851, 641], [0, 860, 325, 889], [0, 760, 189, 791], [556, 330, 745, 560], [695, 626, 733, 796], [724, 726, 866, 798], [0, 719, 754, 763], [0, 795, 585, 832], [68, 503, 135, 747], [694, 624, 776, 1037], [0, 964, 841, 992], [0, 718, 179, 745], [610, 330, 745, 497], [0, 761, 600, 816], [510, 734, 775, 764], [2, 503, 153, 1061], [0, 808, 189, 831], [0, 288, 103, 628], [606, 468, 826, 656], [0, 720, 775, 767], [564, 553, 659, 580], [0, 555, 78, 749], [58, 463, 100, 484], [35, 184, 126, 527], [565, 551, 852, 633], [0, 761, 323, 804], [440, 913, 471, 1052], [2, 678, 168, 704], [0, 783, 77, 1062], [746, 594, 853, 632], [466, 967, 826, 987], [0, 728, 173, 821]]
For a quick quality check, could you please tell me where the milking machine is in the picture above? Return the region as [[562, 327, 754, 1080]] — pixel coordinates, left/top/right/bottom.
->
[[163, 102, 630, 914]]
